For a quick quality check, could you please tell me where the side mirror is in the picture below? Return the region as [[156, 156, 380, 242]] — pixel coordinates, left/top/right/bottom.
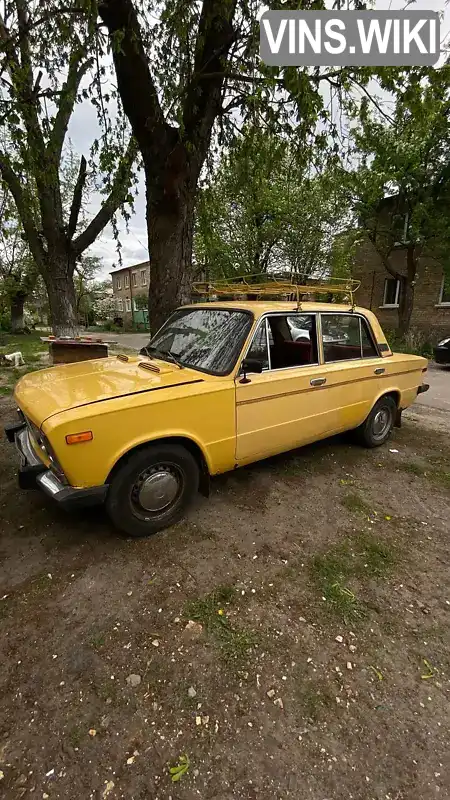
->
[[240, 357, 264, 384]]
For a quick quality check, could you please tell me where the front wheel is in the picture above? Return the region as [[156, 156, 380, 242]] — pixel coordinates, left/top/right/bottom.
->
[[106, 443, 199, 537], [354, 395, 397, 449]]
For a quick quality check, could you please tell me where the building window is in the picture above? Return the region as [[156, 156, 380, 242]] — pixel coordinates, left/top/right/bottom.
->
[[117, 299, 123, 312], [133, 299, 138, 311], [124, 273, 130, 288], [141, 269, 147, 286], [382, 278, 400, 308], [132, 272, 137, 287], [438, 275, 450, 306], [116, 276, 121, 290], [125, 298, 131, 312]]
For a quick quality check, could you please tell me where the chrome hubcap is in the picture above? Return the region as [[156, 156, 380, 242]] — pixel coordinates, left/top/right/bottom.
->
[[133, 466, 181, 512], [373, 408, 390, 438]]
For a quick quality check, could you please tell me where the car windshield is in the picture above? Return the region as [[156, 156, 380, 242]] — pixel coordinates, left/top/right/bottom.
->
[[145, 308, 253, 375]]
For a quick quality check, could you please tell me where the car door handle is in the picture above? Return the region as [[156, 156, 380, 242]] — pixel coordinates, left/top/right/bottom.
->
[[374, 368, 386, 375], [310, 377, 326, 387]]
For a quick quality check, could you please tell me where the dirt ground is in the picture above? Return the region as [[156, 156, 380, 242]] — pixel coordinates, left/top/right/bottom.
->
[[0, 395, 449, 800]]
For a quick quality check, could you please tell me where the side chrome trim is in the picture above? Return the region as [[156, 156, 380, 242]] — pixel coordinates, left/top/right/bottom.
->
[[236, 367, 421, 407]]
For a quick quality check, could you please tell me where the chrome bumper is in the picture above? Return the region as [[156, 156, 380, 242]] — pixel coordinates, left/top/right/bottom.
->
[[14, 425, 47, 488], [35, 470, 109, 510], [5, 422, 108, 510]]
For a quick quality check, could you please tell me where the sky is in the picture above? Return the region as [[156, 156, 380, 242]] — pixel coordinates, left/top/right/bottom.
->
[[67, 0, 450, 281]]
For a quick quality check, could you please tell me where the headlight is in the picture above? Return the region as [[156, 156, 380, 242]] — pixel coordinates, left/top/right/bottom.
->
[[25, 417, 66, 482], [438, 338, 450, 347], [26, 417, 45, 449]]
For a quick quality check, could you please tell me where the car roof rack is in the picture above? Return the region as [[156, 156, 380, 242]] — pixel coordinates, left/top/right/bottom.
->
[[193, 273, 361, 309]]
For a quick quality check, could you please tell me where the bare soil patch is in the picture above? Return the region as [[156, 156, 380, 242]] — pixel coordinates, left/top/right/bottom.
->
[[0, 396, 449, 799]]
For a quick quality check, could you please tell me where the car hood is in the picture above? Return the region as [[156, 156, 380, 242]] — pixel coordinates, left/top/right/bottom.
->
[[14, 355, 204, 426]]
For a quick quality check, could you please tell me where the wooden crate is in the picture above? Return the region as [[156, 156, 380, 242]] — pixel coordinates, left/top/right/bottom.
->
[[41, 338, 111, 365]]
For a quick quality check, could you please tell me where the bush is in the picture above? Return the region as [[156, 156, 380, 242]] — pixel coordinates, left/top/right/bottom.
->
[[0, 311, 11, 332], [385, 328, 434, 359], [102, 322, 122, 333]]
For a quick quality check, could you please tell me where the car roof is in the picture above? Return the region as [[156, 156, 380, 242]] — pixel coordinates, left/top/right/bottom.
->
[[181, 300, 370, 318]]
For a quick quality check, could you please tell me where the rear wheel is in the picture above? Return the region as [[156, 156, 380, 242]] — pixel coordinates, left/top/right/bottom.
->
[[106, 443, 199, 537], [354, 395, 397, 448]]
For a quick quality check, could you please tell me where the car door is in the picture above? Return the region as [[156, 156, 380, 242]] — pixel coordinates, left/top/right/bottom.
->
[[235, 313, 340, 464], [316, 312, 383, 434]]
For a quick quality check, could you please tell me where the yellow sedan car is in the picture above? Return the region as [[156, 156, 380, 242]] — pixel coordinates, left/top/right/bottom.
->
[[5, 292, 429, 537]]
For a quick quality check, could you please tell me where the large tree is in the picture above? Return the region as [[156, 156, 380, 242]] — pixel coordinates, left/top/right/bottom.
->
[[195, 126, 350, 281], [0, 183, 38, 331], [350, 65, 450, 335], [0, 0, 137, 335], [97, 0, 403, 332]]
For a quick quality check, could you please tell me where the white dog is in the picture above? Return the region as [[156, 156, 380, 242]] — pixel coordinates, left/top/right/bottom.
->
[[0, 351, 25, 367]]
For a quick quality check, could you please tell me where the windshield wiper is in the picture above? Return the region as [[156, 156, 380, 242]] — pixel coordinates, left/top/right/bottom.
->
[[143, 345, 184, 369]]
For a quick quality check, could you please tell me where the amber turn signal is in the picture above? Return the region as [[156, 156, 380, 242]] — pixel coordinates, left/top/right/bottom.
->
[[65, 431, 93, 445]]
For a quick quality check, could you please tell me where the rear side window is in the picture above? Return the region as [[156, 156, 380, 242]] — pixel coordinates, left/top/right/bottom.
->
[[321, 314, 378, 363], [360, 319, 378, 357]]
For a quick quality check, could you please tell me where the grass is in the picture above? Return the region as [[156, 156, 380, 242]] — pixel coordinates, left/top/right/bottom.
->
[[429, 469, 450, 489], [184, 585, 257, 663], [295, 677, 335, 721], [311, 533, 396, 622], [341, 492, 372, 516], [0, 333, 47, 395], [89, 632, 106, 649], [69, 726, 83, 748], [399, 462, 426, 477], [0, 332, 47, 360], [395, 458, 450, 489]]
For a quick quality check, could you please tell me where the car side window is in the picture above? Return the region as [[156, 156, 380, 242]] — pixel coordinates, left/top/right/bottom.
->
[[360, 318, 379, 358], [321, 314, 378, 362], [268, 314, 318, 369], [246, 320, 270, 370]]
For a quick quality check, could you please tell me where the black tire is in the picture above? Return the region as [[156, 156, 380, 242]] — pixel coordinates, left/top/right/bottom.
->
[[106, 443, 199, 537], [354, 395, 397, 449]]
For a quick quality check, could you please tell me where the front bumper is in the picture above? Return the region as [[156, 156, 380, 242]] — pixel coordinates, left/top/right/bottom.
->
[[5, 420, 108, 511]]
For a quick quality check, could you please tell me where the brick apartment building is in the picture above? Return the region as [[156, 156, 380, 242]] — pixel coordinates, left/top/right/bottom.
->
[[352, 239, 450, 341], [110, 260, 150, 326], [351, 196, 450, 341]]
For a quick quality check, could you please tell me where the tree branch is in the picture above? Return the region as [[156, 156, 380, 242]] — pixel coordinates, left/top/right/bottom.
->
[[98, 0, 170, 160], [0, 9, 19, 79], [67, 154, 87, 241], [72, 137, 138, 254], [352, 79, 395, 125], [182, 0, 237, 155], [368, 233, 402, 280], [48, 44, 92, 163], [0, 151, 44, 266]]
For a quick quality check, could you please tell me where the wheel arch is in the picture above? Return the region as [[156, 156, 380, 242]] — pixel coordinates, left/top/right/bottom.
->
[[106, 436, 211, 497], [371, 389, 402, 428], [379, 389, 401, 407]]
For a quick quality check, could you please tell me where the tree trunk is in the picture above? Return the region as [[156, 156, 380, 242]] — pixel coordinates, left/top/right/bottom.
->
[[43, 258, 79, 337], [10, 292, 26, 333], [398, 277, 414, 337], [146, 163, 196, 335], [397, 245, 417, 338]]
